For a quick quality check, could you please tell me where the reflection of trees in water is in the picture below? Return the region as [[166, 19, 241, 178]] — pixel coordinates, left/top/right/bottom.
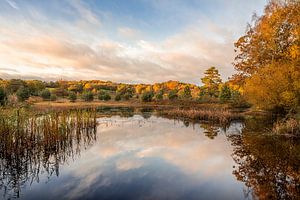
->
[[229, 133, 300, 199], [200, 123, 220, 139], [0, 110, 97, 199]]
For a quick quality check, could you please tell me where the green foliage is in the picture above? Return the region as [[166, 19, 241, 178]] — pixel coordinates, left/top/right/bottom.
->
[[53, 87, 68, 97], [168, 90, 178, 101], [16, 87, 30, 102], [183, 86, 192, 99], [201, 67, 222, 97], [50, 94, 57, 101], [39, 89, 51, 100], [7, 79, 26, 94], [27, 80, 46, 96], [68, 92, 77, 102], [98, 91, 111, 101], [219, 84, 231, 102], [0, 87, 7, 105], [114, 93, 121, 101], [141, 91, 154, 102], [154, 90, 164, 101], [82, 91, 94, 102]]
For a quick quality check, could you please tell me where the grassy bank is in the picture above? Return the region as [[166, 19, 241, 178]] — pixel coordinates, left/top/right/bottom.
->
[[160, 108, 243, 124]]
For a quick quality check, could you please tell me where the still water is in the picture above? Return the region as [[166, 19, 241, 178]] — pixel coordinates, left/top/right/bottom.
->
[[0, 109, 299, 200]]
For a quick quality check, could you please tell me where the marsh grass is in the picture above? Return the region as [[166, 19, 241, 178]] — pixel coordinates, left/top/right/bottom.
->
[[160, 108, 243, 124], [273, 118, 300, 137], [0, 108, 97, 199]]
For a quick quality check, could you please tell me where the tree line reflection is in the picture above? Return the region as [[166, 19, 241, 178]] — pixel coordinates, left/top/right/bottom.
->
[[0, 108, 299, 199]]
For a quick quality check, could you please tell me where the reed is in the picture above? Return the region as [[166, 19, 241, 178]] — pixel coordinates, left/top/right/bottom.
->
[[273, 118, 300, 137], [0, 108, 98, 198], [160, 108, 242, 124]]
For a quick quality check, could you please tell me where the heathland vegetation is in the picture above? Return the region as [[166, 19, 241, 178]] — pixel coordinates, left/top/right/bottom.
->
[[0, 0, 299, 135]]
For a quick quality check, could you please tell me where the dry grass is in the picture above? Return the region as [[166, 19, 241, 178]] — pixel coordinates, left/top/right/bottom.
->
[[273, 118, 300, 136], [161, 108, 242, 124]]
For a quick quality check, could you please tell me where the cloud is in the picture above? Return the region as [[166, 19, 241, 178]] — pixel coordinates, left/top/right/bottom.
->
[[5, 0, 18, 10], [0, 1, 239, 84], [118, 27, 141, 40], [68, 0, 101, 26]]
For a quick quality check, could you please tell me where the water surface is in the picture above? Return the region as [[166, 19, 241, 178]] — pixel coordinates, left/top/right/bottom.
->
[[0, 109, 299, 200]]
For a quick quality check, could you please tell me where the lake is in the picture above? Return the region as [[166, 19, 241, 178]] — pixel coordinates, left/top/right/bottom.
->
[[0, 108, 299, 200]]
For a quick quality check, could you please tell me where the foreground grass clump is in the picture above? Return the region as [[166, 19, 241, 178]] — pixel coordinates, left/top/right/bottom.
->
[[0, 108, 98, 156], [0, 108, 98, 198], [273, 118, 300, 137], [161, 108, 242, 124]]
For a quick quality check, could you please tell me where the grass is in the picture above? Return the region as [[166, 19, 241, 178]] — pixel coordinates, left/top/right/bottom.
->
[[0, 107, 98, 198], [160, 108, 243, 124], [273, 118, 300, 137]]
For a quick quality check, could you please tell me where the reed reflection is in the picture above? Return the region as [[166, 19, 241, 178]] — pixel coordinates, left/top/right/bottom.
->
[[0, 109, 97, 199]]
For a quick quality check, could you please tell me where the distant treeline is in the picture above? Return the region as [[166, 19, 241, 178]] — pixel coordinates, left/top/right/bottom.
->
[[0, 67, 246, 107]]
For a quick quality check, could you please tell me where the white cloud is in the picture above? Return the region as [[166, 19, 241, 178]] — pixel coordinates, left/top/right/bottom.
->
[[5, 0, 18, 10]]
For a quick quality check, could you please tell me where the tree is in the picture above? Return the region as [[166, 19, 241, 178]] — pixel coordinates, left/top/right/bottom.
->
[[233, 0, 300, 110], [0, 87, 7, 105], [244, 63, 300, 110], [6, 79, 26, 94], [183, 86, 192, 99], [219, 84, 231, 103], [141, 91, 154, 102], [68, 92, 77, 102], [39, 89, 51, 100], [115, 93, 121, 101], [82, 91, 94, 102], [27, 80, 46, 96], [154, 90, 164, 101], [16, 86, 30, 102], [98, 91, 111, 101], [50, 94, 57, 101], [201, 67, 222, 97], [168, 90, 178, 101], [234, 1, 300, 78]]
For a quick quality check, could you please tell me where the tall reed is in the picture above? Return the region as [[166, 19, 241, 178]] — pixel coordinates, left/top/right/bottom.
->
[[0, 108, 97, 199]]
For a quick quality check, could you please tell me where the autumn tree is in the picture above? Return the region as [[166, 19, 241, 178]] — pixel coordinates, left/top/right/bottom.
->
[[201, 67, 222, 97], [234, 0, 300, 110], [16, 86, 30, 102], [219, 84, 231, 103], [0, 87, 7, 105]]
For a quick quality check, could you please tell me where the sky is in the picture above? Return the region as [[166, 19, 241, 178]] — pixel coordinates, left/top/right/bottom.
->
[[0, 0, 267, 84]]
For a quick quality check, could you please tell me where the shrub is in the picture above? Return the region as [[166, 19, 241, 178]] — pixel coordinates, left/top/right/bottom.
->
[[98, 91, 111, 101], [115, 93, 121, 101], [40, 89, 51, 100], [154, 90, 163, 101], [219, 84, 231, 103], [0, 87, 7, 105], [168, 90, 178, 101], [141, 91, 154, 102], [82, 91, 94, 102], [16, 87, 30, 102], [50, 94, 57, 101], [68, 92, 77, 102]]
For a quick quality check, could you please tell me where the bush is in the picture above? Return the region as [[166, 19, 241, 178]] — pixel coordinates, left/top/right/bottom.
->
[[68, 92, 77, 102], [154, 90, 163, 101], [16, 87, 30, 102], [183, 86, 192, 99], [219, 84, 231, 103], [50, 94, 57, 101], [82, 91, 94, 102], [98, 91, 111, 101], [40, 89, 51, 100], [141, 91, 154, 102], [168, 90, 178, 101], [115, 93, 121, 101], [0, 87, 7, 105]]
